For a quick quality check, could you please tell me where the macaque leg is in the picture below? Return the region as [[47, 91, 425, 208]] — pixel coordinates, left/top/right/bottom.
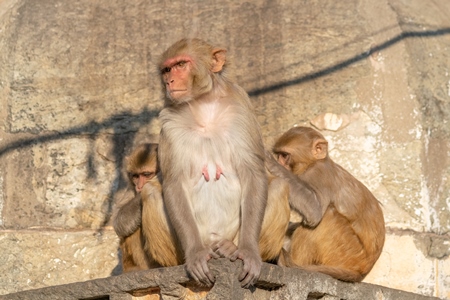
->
[[121, 228, 153, 272], [259, 175, 290, 262], [141, 179, 183, 267], [289, 208, 367, 281]]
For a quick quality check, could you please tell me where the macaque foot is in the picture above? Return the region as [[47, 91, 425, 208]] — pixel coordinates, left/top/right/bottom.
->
[[212, 239, 238, 258]]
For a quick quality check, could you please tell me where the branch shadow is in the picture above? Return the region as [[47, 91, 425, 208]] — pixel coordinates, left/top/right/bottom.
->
[[247, 27, 450, 97], [0, 107, 159, 230]]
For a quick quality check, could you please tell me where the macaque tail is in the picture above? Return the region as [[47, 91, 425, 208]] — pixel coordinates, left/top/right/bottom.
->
[[299, 265, 364, 282], [278, 249, 364, 282]]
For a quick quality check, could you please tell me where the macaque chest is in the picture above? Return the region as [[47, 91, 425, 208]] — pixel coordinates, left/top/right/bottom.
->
[[184, 101, 242, 244]]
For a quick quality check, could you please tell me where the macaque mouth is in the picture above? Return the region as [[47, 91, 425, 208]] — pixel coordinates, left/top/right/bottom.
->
[[168, 89, 188, 96]]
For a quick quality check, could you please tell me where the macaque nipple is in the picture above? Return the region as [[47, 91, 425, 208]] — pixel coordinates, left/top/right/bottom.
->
[[202, 164, 224, 182]]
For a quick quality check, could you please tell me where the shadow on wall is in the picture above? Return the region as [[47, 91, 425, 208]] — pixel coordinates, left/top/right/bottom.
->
[[248, 26, 450, 97], [0, 26, 449, 238], [0, 107, 159, 228]]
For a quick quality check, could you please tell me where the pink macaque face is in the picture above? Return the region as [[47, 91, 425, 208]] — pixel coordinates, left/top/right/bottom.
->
[[131, 171, 156, 193], [161, 55, 195, 101]]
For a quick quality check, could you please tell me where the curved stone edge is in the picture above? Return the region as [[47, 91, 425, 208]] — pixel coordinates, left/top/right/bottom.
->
[[0, 259, 440, 300]]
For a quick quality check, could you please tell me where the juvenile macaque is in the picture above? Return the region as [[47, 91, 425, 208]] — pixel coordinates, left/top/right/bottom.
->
[[113, 143, 159, 272], [268, 126, 385, 282], [113, 143, 182, 271], [158, 38, 268, 287]]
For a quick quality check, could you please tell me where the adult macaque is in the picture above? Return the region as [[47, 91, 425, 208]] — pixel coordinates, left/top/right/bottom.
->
[[268, 126, 385, 282], [113, 143, 182, 271], [158, 38, 268, 287]]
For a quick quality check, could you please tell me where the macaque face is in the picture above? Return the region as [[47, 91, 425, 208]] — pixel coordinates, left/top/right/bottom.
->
[[160, 54, 195, 102], [126, 143, 159, 194], [131, 171, 156, 193]]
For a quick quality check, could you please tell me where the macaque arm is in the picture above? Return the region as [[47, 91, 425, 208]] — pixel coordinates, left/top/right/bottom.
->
[[159, 135, 219, 286], [233, 158, 266, 288], [264, 150, 323, 227], [225, 119, 267, 287], [113, 194, 142, 238], [162, 177, 219, 285]]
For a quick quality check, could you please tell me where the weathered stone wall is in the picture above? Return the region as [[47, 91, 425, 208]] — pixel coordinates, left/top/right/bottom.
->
[[0, 0, 449, 298]]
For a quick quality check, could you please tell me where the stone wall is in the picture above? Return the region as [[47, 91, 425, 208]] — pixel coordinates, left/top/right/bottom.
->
[[0, 0, 449, 298]]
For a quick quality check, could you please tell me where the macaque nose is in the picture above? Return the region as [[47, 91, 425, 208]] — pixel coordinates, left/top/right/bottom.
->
[[137, 176, 146, 191], [165, 74, 174, 85]]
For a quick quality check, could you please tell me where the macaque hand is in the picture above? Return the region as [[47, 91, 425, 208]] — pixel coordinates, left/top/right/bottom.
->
[[230, 247, 262, 288], [264, 150, 292, 178], [185, 247, 220, 287], [265, 150, 322, 227], [212, 239, 238, 258]]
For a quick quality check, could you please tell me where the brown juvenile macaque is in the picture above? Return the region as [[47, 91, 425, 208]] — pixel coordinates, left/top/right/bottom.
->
[[268, 126, 385, 282], [113, 143, 182, 271], [158, 38, 268, 287], [113, 143, 159, 272]]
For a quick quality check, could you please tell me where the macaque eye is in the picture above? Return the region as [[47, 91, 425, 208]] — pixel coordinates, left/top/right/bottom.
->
[[131, 173, 139, 179], [171, 60, 188, 70], [142, 172, 155, 179], [161, 67, 171, 74], [176, 61, 187, 68], [277, 152, 289, 160]]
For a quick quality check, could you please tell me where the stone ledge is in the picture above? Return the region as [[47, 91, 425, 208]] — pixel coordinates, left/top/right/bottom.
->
[[0, 259, 440, 300]]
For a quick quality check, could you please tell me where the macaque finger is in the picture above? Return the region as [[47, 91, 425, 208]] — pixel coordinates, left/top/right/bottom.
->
[[238, 262, 259, 288], [185, 248, 217, 286], [212, 239, 238, 258], [233, 248, 262, 288]]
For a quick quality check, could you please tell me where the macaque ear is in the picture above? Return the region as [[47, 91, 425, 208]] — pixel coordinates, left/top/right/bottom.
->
[[312, 139, 328, 160], [211, 48, 227, 73]]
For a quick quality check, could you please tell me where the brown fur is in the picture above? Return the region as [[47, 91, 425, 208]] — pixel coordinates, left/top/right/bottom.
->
[[119, 227, 153, 272], [113, 143, 165, 272], [140, 177, 184, 267], [259, 173, 291, 262], [273, 126, 385, 282]]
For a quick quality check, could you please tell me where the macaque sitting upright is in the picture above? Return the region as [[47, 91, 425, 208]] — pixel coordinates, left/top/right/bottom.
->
[[267, 126, 385, 282], [157, 38, 268, 287], [113, 143, 158, 272], [113, 143, 182, 271]]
